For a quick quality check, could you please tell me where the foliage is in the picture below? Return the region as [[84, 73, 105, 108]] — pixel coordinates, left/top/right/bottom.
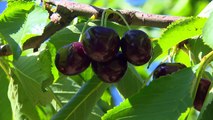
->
[[0, 0, 213, 120]]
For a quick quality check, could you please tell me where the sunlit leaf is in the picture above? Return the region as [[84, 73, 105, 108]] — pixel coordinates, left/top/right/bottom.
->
[[199, 1, 213, 17], [46, 42, 59, 82], [8, 74, 40, 120], [0, 1, 34, 59], [203, 12, 213, 49], [13, 49, 54, 87], [11, 6, 49, 45], [174, 49, 191, 67], [7, 50, 55, 119], [98, 89, 114, 112], [8, 69, 53, 120], [80, 66, 94, 81], [188, 38, 212, 64], [178, 108, 198, 120], [150, 17, 207, 64]]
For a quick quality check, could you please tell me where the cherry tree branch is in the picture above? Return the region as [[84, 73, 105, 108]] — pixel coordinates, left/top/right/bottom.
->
[[50, 0, 183, 28], [0, 1, 184, 56]]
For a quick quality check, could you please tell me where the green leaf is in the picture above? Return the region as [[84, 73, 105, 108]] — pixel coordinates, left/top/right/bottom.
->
[[52, 76, 109, 120], [199, 100, 213, 120], [98, 89, 114, 112], [46, 42, 59, 82], [7, 0, 35, 4], [203, 12, 213, 49], [116, 64, 144, 98], [88, 104, 105, 120], [8, 69, 54, 120], [198, 1, 213, 17], [178, 108, 198, 120], [178, 108, 190, 120], [0, 2, 34, 59], [11, 6, 49, 45], [188, 38, 212, 64], [7, 50, 54, 119], [102, 68, 196, 120], [50, 76, 81, 105], [13, 50, 54, 86], [8, 74, 40, 120], [49, 27, 80, 51], [80, 65, 94, 81], [150, 17, 207, 64], [0, 67, 12, 120], [51, 74, 105, 119], [174, 49, 191, 67]]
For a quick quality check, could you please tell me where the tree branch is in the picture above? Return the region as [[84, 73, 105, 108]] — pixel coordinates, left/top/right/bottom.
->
[[50, 0, 183, 28], [0, 1, 184, 56]]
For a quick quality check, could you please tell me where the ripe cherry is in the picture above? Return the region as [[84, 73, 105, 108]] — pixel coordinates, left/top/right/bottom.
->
[[92, 52, 127, 83], [82, 26, 120, 62], [55, 42, 90, 75], [153, 63, 186, 79], [121, 30, 152, 66], [194, 78, 211, 111]]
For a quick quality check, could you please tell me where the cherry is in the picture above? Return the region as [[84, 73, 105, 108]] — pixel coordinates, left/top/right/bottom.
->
[[153, 63, 186, 79], [120, 30, 152, 66], [55, 42, 90, 75], [92, 52, 127, 83], [82, 26, 120, 62], [194, 78, 211, 111]]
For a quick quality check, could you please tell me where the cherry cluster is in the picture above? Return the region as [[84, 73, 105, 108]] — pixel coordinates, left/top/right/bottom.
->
[[55, 26, 152, 83], [55, 24, 210, 111], [153, 63, 211, 111]]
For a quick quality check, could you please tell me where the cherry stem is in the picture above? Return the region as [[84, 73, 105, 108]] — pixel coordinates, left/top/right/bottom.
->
[[78, 15, 96, 42], [101, 8, 131, 30], [101, 9, 107, 27]]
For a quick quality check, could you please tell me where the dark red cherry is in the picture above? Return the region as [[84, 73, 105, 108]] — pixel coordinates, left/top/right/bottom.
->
[[55, 42, 90, 75], [92, 52, 127, 83], [82, 26, 120, 62], [121, 30, 152, 66], [194, 78, 211, 111], [153, 63, 186, 79]]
